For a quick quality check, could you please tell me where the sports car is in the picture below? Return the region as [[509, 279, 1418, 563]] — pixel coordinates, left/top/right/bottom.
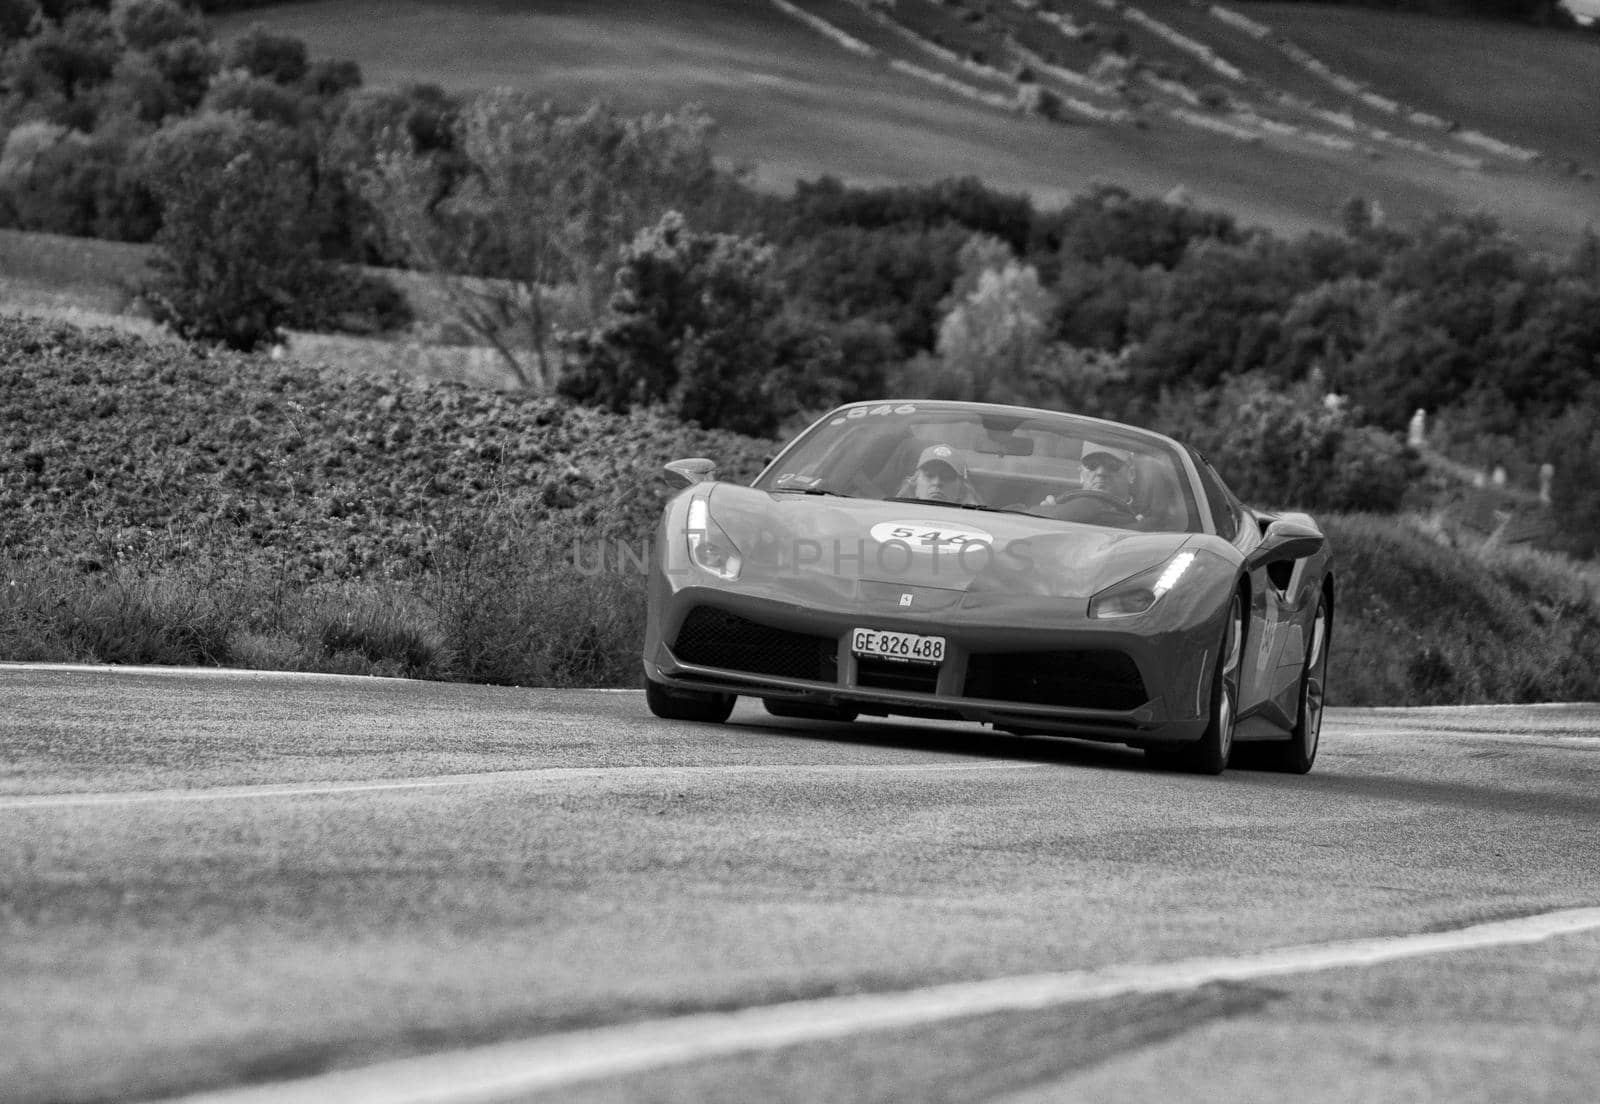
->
[[643, 400, 1333, 774]]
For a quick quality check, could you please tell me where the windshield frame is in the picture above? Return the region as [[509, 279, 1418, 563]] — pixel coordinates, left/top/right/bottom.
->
[[753, 401, 1204, 534]]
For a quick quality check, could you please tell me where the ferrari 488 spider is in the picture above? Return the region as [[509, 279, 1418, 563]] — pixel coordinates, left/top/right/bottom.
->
[[643, 401, 1333, 774]]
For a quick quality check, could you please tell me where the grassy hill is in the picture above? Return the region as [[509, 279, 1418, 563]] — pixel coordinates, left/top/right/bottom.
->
[[208, 0, 1600, 252], [5, 312, 1600, 705]]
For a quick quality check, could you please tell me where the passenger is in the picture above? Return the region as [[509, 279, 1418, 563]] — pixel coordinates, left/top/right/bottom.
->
[[909, 444, 969, 503]]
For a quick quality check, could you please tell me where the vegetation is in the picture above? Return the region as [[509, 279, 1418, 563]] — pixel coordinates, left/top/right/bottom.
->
[[0, 314, 769, 682], [5, 313, 1600, 704], [559, 211, 842, 437], [4, 2, 1599, 701]]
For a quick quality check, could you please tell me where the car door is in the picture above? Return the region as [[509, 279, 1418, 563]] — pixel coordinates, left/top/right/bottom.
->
[[1190, 451, 1292, 726]]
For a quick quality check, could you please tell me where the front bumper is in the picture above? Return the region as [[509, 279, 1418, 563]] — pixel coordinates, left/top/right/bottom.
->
[[644, 582, 1220, 746]]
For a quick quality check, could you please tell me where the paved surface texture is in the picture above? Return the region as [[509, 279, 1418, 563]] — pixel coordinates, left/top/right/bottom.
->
[[2, 665, 1597, 1103]]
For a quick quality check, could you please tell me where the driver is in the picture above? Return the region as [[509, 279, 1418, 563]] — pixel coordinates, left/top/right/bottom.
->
[[909, 444, 969, 503], [1080, 441, 1135, 505], [1042, 440, 1140, 524]]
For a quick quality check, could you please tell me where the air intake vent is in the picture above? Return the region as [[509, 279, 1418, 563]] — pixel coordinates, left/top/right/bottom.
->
[[672, 606, 837, 682], [964, 650, 1146, 712]]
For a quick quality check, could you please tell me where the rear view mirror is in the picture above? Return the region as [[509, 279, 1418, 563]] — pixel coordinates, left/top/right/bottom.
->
[[664, 457, 718, 486], [1245, 517, 1325, 569]]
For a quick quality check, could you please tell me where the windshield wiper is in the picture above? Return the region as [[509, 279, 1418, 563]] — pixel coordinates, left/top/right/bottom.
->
[[885, 497, 1035, 517], [773, 486, 850, 497]]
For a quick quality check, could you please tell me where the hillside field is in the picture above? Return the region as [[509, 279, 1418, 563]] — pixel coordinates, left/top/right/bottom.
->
[[209, 0, 1600, 252]]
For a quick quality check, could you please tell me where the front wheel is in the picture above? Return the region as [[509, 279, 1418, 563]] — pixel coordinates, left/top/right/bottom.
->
[[645, 678, 735, 724], [1151, 593, 1241, 776], [1254, 593, 1330, 774]]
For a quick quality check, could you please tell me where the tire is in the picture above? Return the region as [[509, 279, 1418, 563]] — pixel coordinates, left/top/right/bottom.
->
[[762, 698, 859, 723], [1151, 593, 1241, 776], [645, 678, 735, 724], [1253, 592, 1330, 774]]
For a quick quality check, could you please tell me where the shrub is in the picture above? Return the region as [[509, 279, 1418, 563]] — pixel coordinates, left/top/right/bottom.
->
[[560, 211, 840, 436], [140, 111, 324, 350], [65, 574, 237, 666], [288, 265, 413, 335], [200, 69, 305, 127], [0, 0, 40, 40], [1323, 514, 1600, 706], [110, 0, 204, 51], [300, 57, 361, 98], [4, 9, 120, 111], [0, 119, 157, 239], [148, 35, 219, 112], [1151, 375, 1420, 513], [303, 582, 448, 678], [224, 22, 308, 85]]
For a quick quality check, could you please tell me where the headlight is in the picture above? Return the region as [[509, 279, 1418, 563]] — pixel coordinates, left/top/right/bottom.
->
[[1089, 551, 1196, 619], [686, 497, 743, 580]]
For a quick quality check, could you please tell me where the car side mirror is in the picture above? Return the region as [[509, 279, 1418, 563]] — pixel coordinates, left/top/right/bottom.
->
[[1245, 517, 1324, 570], [664, 457, 718, 486]]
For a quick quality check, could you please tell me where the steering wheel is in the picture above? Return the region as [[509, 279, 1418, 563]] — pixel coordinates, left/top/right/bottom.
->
[[1044, 489, 1138, 521]]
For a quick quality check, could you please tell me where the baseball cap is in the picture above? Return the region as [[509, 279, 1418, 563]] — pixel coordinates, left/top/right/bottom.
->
[[1081, 441, 1133, 469], [916, 444, 967, 479]]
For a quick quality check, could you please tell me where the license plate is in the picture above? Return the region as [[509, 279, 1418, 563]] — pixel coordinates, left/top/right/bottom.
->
[[851, 628, 946, 664]]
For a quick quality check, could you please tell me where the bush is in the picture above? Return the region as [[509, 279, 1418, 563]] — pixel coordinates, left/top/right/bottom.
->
[[140, 111, 323, 349], [0, 119, 158, 239], [1323, 513, 1600, 706], [224, 22, 308, 85], [287, 265, 413, 335], [1151, 375, 1420, 513], [110, 0, 204, 51], [0, 0, 41, 40], [560, 211, 840, 436], [200, 69, 305, 127]]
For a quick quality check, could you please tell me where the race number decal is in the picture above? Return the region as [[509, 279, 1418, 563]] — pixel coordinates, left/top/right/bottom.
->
[[868, 521, 994, 551]]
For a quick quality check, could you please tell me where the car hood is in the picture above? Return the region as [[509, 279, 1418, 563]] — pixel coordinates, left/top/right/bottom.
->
[[706, 485, 1194, 601]]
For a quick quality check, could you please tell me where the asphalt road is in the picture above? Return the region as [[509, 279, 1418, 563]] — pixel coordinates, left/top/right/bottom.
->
[[2, 664, 1598, 1104]]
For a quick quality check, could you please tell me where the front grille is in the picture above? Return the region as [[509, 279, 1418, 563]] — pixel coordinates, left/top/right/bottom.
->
[[857, 657, 940, 694], [671, 606, 837, 682], [964, 650, 1146, 712]]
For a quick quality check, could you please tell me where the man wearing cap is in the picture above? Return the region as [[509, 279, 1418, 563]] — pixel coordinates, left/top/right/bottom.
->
[[1042, 440, 1140, 523], [909, 444, 970, 503], [1079, 440, 1135, 505]]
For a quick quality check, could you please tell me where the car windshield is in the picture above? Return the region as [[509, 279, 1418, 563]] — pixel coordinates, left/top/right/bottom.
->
[[753, 403, 1202, 534]]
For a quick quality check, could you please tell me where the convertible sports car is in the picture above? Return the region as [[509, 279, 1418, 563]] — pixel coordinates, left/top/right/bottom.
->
[[643, 400, 1333, 775]]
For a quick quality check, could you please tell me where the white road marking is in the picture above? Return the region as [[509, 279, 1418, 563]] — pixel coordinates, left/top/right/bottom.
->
[[0, 661, 420, 684], [0, 761, 1032, 811], [161, 907, 1600, 1104]]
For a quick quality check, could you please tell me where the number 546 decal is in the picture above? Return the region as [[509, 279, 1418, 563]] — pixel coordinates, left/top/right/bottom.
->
[[868, 521, 993, 550]]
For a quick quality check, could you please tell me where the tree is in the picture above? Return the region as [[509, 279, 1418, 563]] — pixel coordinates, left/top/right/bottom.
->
[[224, 23, 308, 85], [1053, 183, 1240, 269], [0, 0, 40, 41], [778, 222, 968, 355], [3, 8, 119, 120], [110, 0, 203, 51], [934, 235, 1056, 388], [363, 92, 721, 388], [1152, 374, 1418, 513], [140, 111, 323, 350], [559, 211, 840, 436], [200, 68, 304, 128]]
